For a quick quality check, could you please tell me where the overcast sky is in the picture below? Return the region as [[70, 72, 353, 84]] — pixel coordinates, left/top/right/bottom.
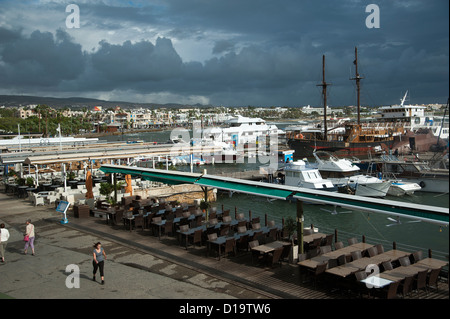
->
[[0, 0, 448, 107]]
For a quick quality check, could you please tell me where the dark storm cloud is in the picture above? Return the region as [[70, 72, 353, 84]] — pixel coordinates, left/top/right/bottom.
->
[[0, 27, 86, 88], [0, 0, 448, 106]]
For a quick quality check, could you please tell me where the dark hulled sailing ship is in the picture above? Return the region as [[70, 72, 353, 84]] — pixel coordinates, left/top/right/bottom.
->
[[287, 48, 404, 159]]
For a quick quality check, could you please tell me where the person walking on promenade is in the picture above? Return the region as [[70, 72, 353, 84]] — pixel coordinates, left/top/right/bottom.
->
[[24, 219, 35, 256], [0, 223, 10, 262], [92, 242, 107, 285]]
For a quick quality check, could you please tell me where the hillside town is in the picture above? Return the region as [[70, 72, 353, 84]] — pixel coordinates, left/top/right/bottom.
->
[[0, 102, 447, 137]]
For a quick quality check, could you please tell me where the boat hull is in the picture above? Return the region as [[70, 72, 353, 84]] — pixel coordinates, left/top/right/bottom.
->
[[387, 181, 421, 196]]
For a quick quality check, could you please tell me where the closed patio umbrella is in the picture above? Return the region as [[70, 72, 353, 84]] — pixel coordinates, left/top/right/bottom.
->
[[85, 170, 94, 199], [125, 174, 133, 196]]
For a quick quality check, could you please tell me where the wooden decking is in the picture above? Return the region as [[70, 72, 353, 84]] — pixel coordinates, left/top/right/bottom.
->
[[69, 216, 449, 299]]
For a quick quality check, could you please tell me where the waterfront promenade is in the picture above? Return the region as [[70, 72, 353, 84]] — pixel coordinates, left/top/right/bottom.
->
[[0, 189, 448, 301], [0, 191, 266, 299]]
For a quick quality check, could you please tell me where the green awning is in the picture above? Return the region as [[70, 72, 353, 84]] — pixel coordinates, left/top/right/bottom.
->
[[99, 165, 201, 185], [195, 177, 294, 200]]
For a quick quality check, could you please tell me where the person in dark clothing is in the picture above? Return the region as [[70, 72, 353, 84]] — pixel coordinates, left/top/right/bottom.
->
[[92, 242, 107, 285]]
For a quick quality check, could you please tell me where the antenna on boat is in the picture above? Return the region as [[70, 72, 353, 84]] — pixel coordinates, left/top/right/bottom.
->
[[350, 47, 364, 125], [400, 91, 408, 106], [317, 55, 330, 140]]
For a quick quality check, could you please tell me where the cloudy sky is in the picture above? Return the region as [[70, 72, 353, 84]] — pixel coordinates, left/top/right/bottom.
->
[[0, 0, 448, 107]]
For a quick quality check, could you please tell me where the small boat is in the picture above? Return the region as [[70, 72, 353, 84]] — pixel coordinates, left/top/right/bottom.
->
[[282, 160, 336, 191], [311, 150, 391, 197], [387, 180, 422, 196]]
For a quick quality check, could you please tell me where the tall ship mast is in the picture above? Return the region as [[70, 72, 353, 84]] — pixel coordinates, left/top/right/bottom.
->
[[286, 47, 404, 159]]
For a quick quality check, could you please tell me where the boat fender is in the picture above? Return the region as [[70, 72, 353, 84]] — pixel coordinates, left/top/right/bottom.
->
[[419, 181, 426, 188]]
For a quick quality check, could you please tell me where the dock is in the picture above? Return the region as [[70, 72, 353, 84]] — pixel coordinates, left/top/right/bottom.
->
[[0, 189, 448, 300]]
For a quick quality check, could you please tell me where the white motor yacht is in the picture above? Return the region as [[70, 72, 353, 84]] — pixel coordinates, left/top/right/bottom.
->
[[283, 160, 336, 191], [311, 151, 391, 197]]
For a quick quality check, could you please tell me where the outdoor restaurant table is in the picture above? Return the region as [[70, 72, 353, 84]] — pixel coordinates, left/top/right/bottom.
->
[[345, 257, 379, 271], [325, 264, 360, 278], [382, 265, 429, 280], [303, 232, 326, 244], [349, 242, 374, 251], [250, 241, 289, 254], [380, 249, 410, 260], [416, 258, 448, 270]]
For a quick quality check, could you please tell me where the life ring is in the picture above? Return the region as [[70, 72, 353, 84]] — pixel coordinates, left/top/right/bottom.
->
[[419, 181, 426, 188]]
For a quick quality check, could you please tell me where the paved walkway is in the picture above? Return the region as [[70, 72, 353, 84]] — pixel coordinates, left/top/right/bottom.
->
[[0, 191, 268, 299]]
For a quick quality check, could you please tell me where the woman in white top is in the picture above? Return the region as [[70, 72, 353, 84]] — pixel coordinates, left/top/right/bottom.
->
[[24, 219, 36, 256], [0, 223, 10, 262]]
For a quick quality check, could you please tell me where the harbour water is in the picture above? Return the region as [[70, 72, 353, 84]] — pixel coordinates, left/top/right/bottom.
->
[[100, 126, 449, 260]]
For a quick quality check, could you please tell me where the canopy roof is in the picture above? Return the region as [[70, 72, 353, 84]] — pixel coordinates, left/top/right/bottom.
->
[[99, 164, 449, 226]]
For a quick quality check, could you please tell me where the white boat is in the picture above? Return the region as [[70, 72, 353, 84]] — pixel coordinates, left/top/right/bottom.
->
[[194, 115, 283, 151], [282, 160, 336, 191], [311, 151, 391, 197], [387, 180, 422, 196]]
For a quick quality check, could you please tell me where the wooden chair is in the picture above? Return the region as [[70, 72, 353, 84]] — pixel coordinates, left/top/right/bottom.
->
[[264, 247, 284, 268], [236, 234, 249, 253], [162, 219, 174, 237], [308, 262, 328, 289], [399, 256, 411, 267], [375, 243, 384, 254], [248, 240, 262, 265], [374, 281, 400, 299], [412, 250, 423, 263], [208, 212, 217, 220], [252, 222, 261, 231], [133, 215, 144, 231], [189, 229, 203, 248], [382, 261, 394, 271], [351, 250, 363, 261], [220, 225, 230, 237], [223, 238, 236, 258], [354, 271, 370, 298], [114, 209, 124, 226], [427, 267, 442, 292], [414, 269, 429, 297], [280, 243, 292, 262], [321, 234, 333, 247], [237, 220, 247, 228], [367, 246, 378, 257], [222, 215, 232, 223], [237, 226, 247, 234], [267, 228, 278, 243], [400, 276, 414, 298], [319, 245, 332, 255], [337, 254, 346, 266], [308, 237, 322, 252]]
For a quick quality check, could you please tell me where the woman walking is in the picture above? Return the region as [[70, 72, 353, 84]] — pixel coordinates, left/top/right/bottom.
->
[[0, 223, 10, 262], [24, 219, 35, 256], [92, 242, 107, 285]]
